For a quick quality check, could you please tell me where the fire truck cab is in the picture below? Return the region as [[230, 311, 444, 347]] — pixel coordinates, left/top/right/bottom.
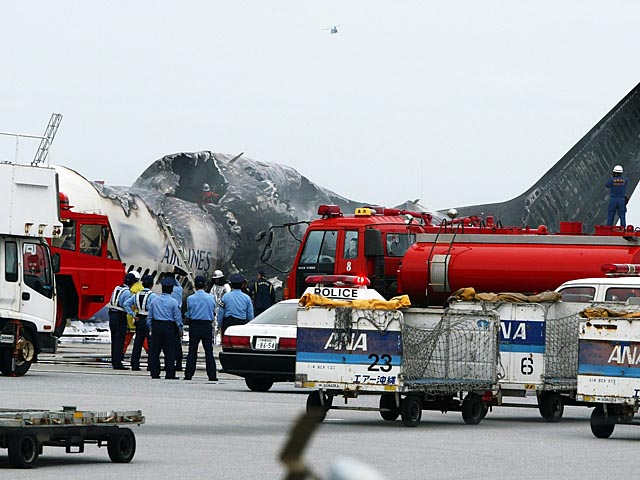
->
[[48, 193, 125, 335], [287, 205, 431, 299]]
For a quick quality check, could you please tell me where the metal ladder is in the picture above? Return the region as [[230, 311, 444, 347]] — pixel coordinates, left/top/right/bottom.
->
[[32, 113, 63, 166], [426, 221, 464, 303], [158, 213, 195, 290]]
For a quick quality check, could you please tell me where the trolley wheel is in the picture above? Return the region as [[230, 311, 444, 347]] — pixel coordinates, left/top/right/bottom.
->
[[107, 427, 136, 463], [400, 395, 422, 427], [244, 377, 274, 392], [590, 405, 616, 439], [379, 393, 400, 421], [461, 393, 486, 425], [538, 392, 564, 422], [306, 390, 331, 423], [8, 432, 39, 468]]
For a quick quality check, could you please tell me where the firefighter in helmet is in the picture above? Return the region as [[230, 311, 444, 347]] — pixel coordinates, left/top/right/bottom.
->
[[606, 164, 629, 227]]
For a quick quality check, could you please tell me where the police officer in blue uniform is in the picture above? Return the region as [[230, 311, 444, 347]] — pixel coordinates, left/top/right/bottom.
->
[[606, 164, 630, 227], [163, 271, 185, 371], [184, 275, 218, 381], [108, 272, 136, 370], [147, 277, 183, 379], [218, 273, 254, 336], [123, 274, 157, 371]]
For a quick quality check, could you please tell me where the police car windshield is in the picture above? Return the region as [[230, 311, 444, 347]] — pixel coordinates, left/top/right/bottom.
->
[[249, 302, 298, 325]]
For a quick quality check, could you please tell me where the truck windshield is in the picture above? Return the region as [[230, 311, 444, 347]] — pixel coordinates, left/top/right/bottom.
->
[[23, 242, 54, 299], [299, 230, 337, 265], [386, 233, 414, 257], [51, 220, 76, 251]]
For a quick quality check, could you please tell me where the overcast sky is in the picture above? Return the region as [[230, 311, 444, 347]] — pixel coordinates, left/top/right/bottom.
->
[[3, 1, 640, 225]]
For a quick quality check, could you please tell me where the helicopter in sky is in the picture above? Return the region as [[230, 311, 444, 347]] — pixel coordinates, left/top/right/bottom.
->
[[322, 25, 339, 34]]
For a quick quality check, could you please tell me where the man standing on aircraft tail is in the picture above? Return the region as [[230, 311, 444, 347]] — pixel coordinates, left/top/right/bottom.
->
[[250, 270, 275, 316], [123, 270, 143, 356], [124, 274, 156, 371], [163, 270, 185, 371], [184, 275, 218, 382], [147, 277, 183, 379], [108, 272, 136, 370], [209, 269, 231, 343], [218, 273, 254, 336], [606, 165, 630, 227]]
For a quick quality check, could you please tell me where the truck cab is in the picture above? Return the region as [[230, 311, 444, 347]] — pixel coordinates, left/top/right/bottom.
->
[[48, 194, 125, 334], [0, 163, 62, 376], [287, 205, 425, 299]]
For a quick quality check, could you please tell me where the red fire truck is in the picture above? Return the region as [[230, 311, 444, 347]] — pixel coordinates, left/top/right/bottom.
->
[[284, 204, 640, 306], [49, 193, 125, 336]]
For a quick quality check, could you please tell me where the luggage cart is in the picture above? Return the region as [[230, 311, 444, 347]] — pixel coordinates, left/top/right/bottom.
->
[[296, 304, 500, 427], [0, 406, 144, 468], [575, 304, 640, 438]]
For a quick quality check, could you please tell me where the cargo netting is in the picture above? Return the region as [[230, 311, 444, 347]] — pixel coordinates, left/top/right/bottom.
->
[[401, 309, 499, 394], [332, 307, 402, 349]]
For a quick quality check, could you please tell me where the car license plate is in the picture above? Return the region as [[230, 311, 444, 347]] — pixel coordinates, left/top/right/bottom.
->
[[254, 337, 277, 350], [0, 334, 15, 344]]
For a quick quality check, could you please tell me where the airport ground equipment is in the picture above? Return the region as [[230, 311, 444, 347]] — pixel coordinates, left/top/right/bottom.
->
[[282, 204, 640, 307], [295, 279, 596, 426], [0, 162, 62, 376], [0, 406, 144, 468], [576, 304, 640, 438]]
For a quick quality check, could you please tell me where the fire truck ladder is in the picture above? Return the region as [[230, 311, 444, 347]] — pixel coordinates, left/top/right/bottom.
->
[[32, 113, 63, 166], [158, 213, 195, 290], [426, 221, 464, 304]]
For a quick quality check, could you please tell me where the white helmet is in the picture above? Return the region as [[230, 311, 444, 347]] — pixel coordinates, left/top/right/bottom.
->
[[130, 270, 141, 280], [202, 183, 211, 192], [212, 269, 224, 278], [613, 165, 624, 174]]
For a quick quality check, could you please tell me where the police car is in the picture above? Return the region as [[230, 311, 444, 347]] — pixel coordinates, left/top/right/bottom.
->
[[219, 300, 298, 392], [219, 275, 373, 392]]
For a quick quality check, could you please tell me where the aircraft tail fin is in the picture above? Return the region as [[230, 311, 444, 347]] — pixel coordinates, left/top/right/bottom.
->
[[450, 81, 640, 232]]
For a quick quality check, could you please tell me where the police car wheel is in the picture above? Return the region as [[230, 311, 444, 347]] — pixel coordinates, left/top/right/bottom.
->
[[461, 393, 485, 425], [590, 405, 615, 439], [245, 377, 274, 392], [538, 392, 564, 422], [379, 394, 400, 421], [400, 396, 422, 427]]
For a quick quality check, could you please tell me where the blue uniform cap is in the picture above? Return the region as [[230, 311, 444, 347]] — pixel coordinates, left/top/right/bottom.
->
[[229, 273, 245, 284], [194, 275, 207, 288], [161, 277, 175, 287]]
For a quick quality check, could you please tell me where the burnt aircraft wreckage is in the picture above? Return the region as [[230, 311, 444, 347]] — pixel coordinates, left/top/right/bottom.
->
[[55, 81, 640, 291]]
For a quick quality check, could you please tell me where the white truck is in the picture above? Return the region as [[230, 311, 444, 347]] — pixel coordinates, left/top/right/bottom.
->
[[0, 162, 62, 376]]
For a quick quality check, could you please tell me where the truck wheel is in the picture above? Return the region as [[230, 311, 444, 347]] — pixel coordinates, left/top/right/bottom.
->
[[306, 390, 330, 422], [0, 330, 35, 377], [462, 393, 486, 425], [245, 377, 274, 392], [590, 405, 615, 439], [8, 432, 39, 468], [538, 392, 564, 422], [400, 395, 422, 427], [107, 428, 136, 463], [379, 393, 400, 421]]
